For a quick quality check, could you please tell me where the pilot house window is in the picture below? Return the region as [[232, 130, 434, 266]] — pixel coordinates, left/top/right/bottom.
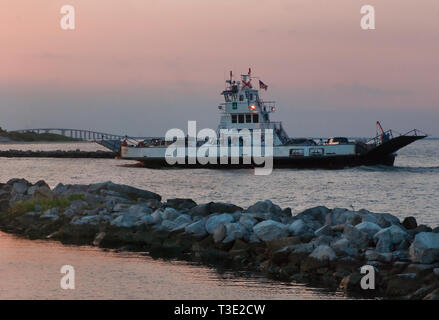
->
[[231, 115, 237, 123], [246, 115, 252, 123], [253, 114, 259, 123], [238, 114, 245, 123]]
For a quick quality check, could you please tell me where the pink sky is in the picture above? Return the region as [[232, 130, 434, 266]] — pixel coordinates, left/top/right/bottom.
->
[[2, 0, 439, 136]]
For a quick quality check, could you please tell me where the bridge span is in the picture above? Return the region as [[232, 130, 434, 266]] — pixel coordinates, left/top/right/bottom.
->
[[11, 128, 153, 152]]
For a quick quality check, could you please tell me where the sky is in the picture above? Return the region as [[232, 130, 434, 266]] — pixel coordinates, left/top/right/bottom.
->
[[2, 0, 439, 137]]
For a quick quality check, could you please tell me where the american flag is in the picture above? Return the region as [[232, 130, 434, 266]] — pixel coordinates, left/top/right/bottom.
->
[[259, 80, 268, 90]]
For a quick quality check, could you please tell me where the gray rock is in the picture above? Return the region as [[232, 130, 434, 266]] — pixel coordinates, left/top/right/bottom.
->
[[160, 219, 179, 232], [110, 213, 143, 228], [128, 204, 152, 215], [365, 249, 392, 263], [151, 210, 163, 224], [71, 215, 101, 225], [344, 224, 369, 248], [105, 182, 161, 201], [134, 214, 155, 226], [165, 198, 197, 211], [331, 238, 359, 257], [161, 207, 181, 221], [355, 221, 382, 238], [253, 220, 288, 242], [174, 214, 192, 225], [12, 182, 28, 195], [205, 213, 234, 234], [314, 225, 333, 237], [246, 200, 282, 215], [402, 216, 418, 230], [185, 219, 207, 237], [239, 215, 258, 230], [213, 225, 226, 243], [223, 222, 247, 243], [287, 219, 310, 236], [309, 245, 337, 261], [376, 230, 393, 253], [296, 206, 330, 225], [374, 225, 410, 246], [409, 232, 439, 264]]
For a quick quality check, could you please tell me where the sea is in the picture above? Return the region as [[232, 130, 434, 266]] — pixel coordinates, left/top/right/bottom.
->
[[0, 139, 437, 299]]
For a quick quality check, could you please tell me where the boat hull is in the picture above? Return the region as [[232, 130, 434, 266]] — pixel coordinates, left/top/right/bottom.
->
[[127, 153, 396, 169]]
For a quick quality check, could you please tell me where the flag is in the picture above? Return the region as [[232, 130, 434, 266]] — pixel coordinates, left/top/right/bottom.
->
[[259, 80, 268, 90]]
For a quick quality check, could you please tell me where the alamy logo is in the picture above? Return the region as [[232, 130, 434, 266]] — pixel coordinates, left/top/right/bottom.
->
[[165, 121, 273, 175]]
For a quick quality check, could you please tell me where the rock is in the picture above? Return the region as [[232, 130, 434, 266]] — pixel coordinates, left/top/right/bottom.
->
[[128, 204, 152, 215], [432, 227, 439, 234], [0, 199, 9, 212], [386, 274, 421, 297], [111, 213, 143, 228], [165, 198, 197, 211], [160, 219, 179, 232], [355, 221, 382, 238], [266, 236, 301, 253], [11, 181, 29, 194], [309, 245, 337, 261], [287, 219, 310, 236], [246, 200, 282, 215], [365, 250, 392, 263], [296, 206, 330, 225], [253, 220, 288, 242], [339, 272, 362, 292], [213, 225, 226, 243], [375, 229, 393, 253], [239, 215, 258, 230], [223, 222, 247, 243], [134, 214, 155, 226], [205, 213, 234, 234], [344, 224, 369, 248], [327, 209, 359, 226], [151, 210, 163, 224], [69, 200, 88, 214], [40, 208, 59, 220], [173, 214, 192, 225], [161, 207, 181, 221], [93, 232, 106, 246], [424, 288, 439, 300], [71, 215, 101, 226], [314, 225, 333, 237], [105, 182, 161, 201], [414, 225, 433, 233], [374, 225, 410, 246], [402, 216, 418, 230], [331, 238, 359, 257], [409, 232, 439, 263], [189, 202, 242, 217], [185, 219, 207, 238]]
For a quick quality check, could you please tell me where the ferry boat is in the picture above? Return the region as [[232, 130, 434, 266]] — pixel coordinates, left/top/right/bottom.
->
[[121, 70, 427, 169]]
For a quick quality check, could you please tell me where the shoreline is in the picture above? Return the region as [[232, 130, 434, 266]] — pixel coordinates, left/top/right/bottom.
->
[[0, 150, 116, 158], [1, 179, 439, 299]]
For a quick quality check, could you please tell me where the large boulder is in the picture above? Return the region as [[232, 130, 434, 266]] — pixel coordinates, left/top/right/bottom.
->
[[103, 182, 161, 201], [309, 245, 337, 261], [331, 238, 359, 257], [222, 222, 247, 243], [296, 206, 330, 225], [111, 213, 144, 228], [402, 216, 418, 230], [189, 202, 242, 217], [409, 232, 439, 264], [355, 221, 382, 238], [161, 207, 181, 221], [239, 215, 258, 230], [165, 198, 197, 211], [205, 213, 234, 234], [374, 225, 410, 246], [288, 219, 311, 237], [246, 200, 282, 215], [253, 220, 288, 242], [185, 219, 207, 238], [343, 224, 369, 248]]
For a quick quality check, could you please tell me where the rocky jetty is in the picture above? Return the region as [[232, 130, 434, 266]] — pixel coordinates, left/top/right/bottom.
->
[[0, 150, 116, 158], [1, 178, 439, 299]]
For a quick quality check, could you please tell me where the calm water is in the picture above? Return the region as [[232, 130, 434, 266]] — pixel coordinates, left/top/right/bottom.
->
[[0, 139, 438, 299]]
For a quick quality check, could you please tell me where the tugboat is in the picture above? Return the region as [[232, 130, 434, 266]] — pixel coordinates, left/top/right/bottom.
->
[[121, 69, 427, 169]]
